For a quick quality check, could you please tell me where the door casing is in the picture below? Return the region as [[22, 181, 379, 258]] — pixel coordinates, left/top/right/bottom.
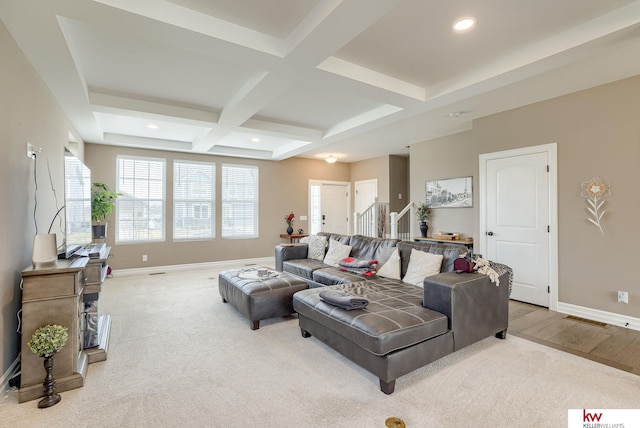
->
[[479, 143, 558, 311]]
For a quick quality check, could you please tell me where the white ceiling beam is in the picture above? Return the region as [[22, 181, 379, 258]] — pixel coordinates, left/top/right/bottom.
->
[[192, 0, 403, 155], [241, 118, 322, 141], [324, 104, 404, 139], [103, 133, 192, 151], [89, 90, 218, 127], [206, 145, 273, 159], [317, 56, 426, 101]]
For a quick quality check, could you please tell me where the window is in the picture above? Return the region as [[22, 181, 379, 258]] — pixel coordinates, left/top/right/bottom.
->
[[221, 164, 258, 238], [309, 183, 322, 235], [116, 156, 166, 243], [173, 160, 215, 240]]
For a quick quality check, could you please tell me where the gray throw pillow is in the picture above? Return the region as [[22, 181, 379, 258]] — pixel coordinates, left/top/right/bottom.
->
[[307, 235, 327, 261], [377, 246, 397, 266]]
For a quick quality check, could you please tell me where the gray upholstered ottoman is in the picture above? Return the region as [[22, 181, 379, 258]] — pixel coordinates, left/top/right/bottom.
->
[[218, 268, 308, 330]]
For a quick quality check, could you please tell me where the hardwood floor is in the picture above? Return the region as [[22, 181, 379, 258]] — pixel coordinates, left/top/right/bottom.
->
[[509, 300, 640, 376]]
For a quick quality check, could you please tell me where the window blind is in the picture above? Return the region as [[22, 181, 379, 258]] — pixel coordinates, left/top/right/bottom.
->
[[173, 160, 215, 240], [116, 156, 166, 243], [221, 164, 258, 238]]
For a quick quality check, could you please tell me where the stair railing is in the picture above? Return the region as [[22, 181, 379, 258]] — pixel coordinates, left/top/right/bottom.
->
[[390, 202, 416, 241], [353, 198, 390, 238]]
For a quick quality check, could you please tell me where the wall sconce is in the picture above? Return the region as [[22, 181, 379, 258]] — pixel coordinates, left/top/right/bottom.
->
[[325, 155, 337, 164]]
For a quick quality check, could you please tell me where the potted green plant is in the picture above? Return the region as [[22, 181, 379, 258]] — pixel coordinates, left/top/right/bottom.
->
[[91, 182, 121, 239], [27, 324, 69, 408], [415, 202, 431, 237]]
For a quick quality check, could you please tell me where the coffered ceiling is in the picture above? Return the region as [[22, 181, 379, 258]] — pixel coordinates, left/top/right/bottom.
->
[[3, 0, 640, 162]]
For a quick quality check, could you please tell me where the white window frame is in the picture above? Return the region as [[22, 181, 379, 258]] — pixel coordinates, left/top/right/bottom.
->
[[173, 160, 215, 241], [116, 155, 166, 243], [221, 163, 258, 239]]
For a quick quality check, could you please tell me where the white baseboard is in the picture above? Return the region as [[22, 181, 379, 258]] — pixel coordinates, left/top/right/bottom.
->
[[111, 256, 275, 277], [1, 355, 20, 394], [556, 302, 640, 332]]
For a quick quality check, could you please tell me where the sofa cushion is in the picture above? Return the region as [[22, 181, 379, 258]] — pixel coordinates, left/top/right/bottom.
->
[[402, 249, 443, 287], [346, 235, 399, 260], [376, 247, 401, 280], [293, 279, 449, 356], [283, 259, 329, 280], [323, 239, 352, 267], [312, 267, 365, 286]]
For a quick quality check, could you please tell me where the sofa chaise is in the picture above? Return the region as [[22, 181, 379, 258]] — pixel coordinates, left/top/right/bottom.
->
[[275, 233, 511, 394]]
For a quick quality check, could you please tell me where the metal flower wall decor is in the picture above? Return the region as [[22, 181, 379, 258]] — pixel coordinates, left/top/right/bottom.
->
[[580, 176, 612, 234]]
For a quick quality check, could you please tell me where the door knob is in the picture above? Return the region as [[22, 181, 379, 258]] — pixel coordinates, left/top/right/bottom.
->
[[486, 231, 494, 236]]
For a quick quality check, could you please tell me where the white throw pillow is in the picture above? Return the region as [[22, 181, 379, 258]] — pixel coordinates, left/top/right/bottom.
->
[[323, 239, 352, 267], [375, 248, 401, 280], [307, 235, 327, 261], [402, 249, 443, 287]]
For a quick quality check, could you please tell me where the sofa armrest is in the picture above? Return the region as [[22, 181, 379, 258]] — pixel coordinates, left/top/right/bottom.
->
[[275, 244, 309, 271], [423, 271, 510, 350]]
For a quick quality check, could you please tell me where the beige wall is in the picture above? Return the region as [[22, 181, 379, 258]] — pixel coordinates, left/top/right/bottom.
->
[[350, 154, 410, 214], [473, 76, 640, 318], [85, 144, 350, 269], [410, 131, 475, 238], [411, 77, 640, 319], [0, 23, 82, 375], [389, 155, 409, 214], [350, 155, 390, 203]]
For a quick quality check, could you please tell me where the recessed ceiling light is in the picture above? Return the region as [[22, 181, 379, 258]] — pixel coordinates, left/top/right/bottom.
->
[[251, 137, 260, 143], [147, 124, 159, 129], [453, 17, 475, 33]]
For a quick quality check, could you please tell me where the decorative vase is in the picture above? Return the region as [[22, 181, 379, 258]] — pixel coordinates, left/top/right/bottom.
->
[[419, 222, 428, 238], [38, 354, 61, 409], [92, 223, 108, 239], [286, 226, 294, 235]]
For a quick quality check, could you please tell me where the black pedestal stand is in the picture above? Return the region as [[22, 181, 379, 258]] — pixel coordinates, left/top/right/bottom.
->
[[38, 354, 61, 408]]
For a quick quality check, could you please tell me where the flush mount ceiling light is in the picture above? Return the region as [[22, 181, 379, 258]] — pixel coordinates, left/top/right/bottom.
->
[[251, 137, 260, 143], [325, 154, 337, 164], [147, 124, 159, 129], [453, 17, 475, 33]]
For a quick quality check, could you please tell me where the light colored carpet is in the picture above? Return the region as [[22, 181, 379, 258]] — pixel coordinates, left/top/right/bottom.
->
[[2, 264, 639, 427]]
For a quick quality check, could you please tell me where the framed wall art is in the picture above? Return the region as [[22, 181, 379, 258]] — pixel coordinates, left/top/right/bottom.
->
[[426, 176, 473, 208]]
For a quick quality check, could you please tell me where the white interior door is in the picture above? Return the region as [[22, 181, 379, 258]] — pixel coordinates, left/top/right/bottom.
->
[[321, 184, 349, 234], [480, 145, 557, 308]]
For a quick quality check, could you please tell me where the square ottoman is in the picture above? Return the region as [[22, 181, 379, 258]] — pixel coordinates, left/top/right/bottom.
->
[[218, 268, 308, 330]]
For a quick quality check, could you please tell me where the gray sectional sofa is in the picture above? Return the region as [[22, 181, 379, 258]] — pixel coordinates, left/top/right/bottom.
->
[[275, 233, 511, 394]]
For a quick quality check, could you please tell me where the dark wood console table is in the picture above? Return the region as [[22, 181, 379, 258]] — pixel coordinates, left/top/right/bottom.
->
[[413, 236, 474, 250], [279, 233, 308, 243]]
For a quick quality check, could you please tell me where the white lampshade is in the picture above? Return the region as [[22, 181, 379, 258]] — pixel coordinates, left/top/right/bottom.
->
[[32, 234, 57, 268]]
